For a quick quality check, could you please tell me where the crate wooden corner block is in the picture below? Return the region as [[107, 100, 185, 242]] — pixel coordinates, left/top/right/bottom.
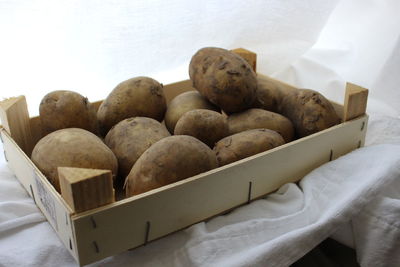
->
[[58, 167, 115, 213], [0, 48, 369, 266]]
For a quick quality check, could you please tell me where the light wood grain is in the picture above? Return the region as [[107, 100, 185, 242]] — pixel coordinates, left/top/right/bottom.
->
[[59, 167, 114, 213], [343, 83, 368, 121], [232, 48, 257, 71], [0, 96, 34, 156]]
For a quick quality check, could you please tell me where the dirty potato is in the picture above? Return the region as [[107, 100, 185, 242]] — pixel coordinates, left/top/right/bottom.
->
[[214, 129, 285, 166], [39, 90, 98, 135], [189, 47, 257, 113], [227, 108, 294, 142], [174, 109, 229, 147], [125, 135, 218, 196], [105, 117, 170, 180], [31, 128, 118, 192], [164, 91, 219, 133], [97, 77, 167, 135], [280, 89, 341, 137]]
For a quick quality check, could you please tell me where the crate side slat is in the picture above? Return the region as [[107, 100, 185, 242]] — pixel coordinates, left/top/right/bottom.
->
[[1, 129, 78, 262], [72, 115, 367, 265]]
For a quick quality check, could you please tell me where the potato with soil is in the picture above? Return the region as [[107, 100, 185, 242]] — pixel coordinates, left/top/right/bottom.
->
[[105, 117, 170, 180], [39, 90, 98, 135], [31, 128, 118, 192], [214, 129, 285, 166], [189, 47, 257, 113], [227, 108, 294, 143], [97, 77, 167, 135], [125, 135, 218, 196], [174, 109, 229, 147], [280, 89, 341, 137], [164, 91, 219, 133]]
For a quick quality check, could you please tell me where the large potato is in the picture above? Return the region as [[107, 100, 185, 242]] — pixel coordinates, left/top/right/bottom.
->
[[97, 77, 167, 135], [164, 91, 219, 133], [214, 129, 285, 166], [280, 89, 341, 137], [227, 108, 294, 142], [174, 109, 229, 147], [31, 128, 118, 192], [189, 47, 257, 113], [125, 135, 218, 196], [39, 90, 98, 135], [105, 117, 170, 181]]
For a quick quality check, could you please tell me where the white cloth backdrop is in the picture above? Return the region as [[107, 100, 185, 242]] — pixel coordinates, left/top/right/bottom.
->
[[1, 0, 400, 266]]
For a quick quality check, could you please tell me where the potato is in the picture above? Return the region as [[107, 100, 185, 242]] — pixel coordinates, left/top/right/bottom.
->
[[97, 77, 167, 135], [39, 90, 98, 135], [164, 91, 219, 133], [174, 109, 229, 147], [105, 117, 170, 181], [280, 89, 341, 137], [214, 129, 285, 166], [31, 128, 118, 192], [227, 108, 294, 142], [125, 135, 218, 196], [252, 77, 283, 112], [189, 47, 257, 113]]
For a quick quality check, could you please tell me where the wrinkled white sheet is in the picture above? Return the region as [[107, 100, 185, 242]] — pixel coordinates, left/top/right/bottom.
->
[[1, 0, 400, 266]]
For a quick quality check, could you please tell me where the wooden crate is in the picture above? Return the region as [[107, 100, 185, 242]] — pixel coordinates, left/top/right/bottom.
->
[[0, 51, 368, 266]]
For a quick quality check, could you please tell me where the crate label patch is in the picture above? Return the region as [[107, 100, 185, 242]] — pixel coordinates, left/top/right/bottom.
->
[[34, 172, 58, 231]]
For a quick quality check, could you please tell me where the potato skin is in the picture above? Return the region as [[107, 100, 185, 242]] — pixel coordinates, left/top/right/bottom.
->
[[125, 135, 218, 196], [97, 77, 167, 135], [174, 109, 229, 147], [189, 47, 257, 113], [280, 89, 341, 137], [31, 128, 118, 192], [214, 129, 285, 166], [227, 108, 294, 142], [253, 77, 283, 112], [105, 117, 170, 180], [39, 90, 98, 135], [164, 91, 219, 133]]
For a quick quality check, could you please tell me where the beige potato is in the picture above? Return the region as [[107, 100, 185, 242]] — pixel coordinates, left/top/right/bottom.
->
[[214, 129, 285, 166], [105, 117, 170, 181], [280, 89, 341, 137], [97, 77, 167, 135], [189, 47, 257, 113], [227, 108, 294, 142], [39, 90, 98, 135], [174, 109, 229, 147], [164, 91, 219, 133], [31, 128, 118, 192], [125, 135, 218, 196]]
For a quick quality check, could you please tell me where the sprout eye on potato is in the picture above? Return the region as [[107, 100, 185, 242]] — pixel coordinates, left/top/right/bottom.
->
[[227, 108, 294, 143], [39, 90, 99, 135], [174, 109, 229, 148], [125, 135, 218, 196], [189, 47, 257, 113], [164, 91, 219, 133], [105, 117, 170, 183], [97, 76, 167, 136], [280, 89, 341, 137], [31, 128, 118, 192]]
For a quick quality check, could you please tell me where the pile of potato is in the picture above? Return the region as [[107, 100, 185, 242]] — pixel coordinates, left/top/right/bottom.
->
[[31, 47, 340, 200]]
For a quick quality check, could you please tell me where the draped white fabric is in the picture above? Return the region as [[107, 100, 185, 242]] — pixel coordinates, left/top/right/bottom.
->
[[1, 0, 400, 266]]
